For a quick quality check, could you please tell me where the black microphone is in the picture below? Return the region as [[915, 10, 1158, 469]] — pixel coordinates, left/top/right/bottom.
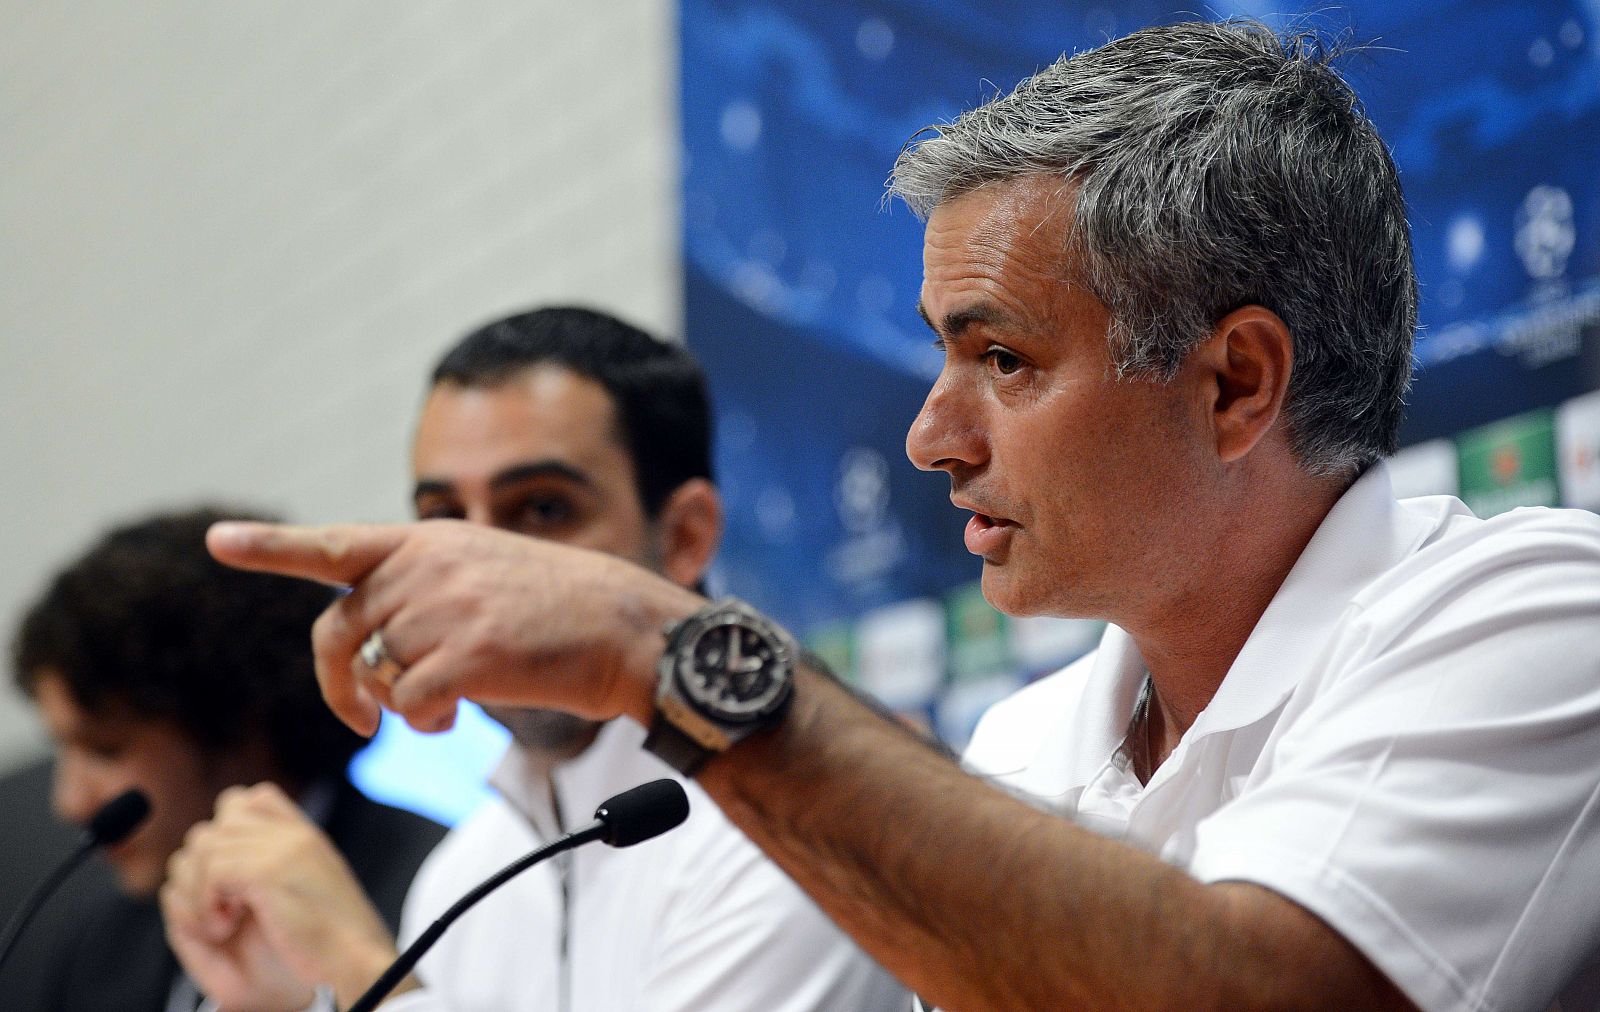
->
[[0, 788, 152, 971], [86, 788, 152, 847], [348, 778, 689, 1012], [591, 778, 690, 846]]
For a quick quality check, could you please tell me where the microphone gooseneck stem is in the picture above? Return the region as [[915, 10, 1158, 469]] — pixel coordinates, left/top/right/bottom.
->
[[0, 836, 95, 973], [346, 821, 606, 1012]]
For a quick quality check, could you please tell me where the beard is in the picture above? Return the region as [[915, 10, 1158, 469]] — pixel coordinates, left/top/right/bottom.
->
[[482, 705, 602, 759]]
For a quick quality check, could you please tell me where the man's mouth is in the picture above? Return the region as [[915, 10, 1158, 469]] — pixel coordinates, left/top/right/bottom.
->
[[962, 510, 1017, 558]]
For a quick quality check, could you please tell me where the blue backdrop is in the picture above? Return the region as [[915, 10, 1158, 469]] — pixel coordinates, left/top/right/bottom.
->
[[352, 1, 1600, 823], [681, 1, 1600, 743]]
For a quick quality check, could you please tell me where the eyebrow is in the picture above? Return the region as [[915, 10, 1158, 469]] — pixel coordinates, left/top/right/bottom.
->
[[916, 300, 1009, 339], [413, 459, 595, 500]]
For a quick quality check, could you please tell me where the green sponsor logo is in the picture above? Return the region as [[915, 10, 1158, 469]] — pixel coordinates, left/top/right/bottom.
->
[[946, 582, 1010, 682], [805, 621, 855, 684], [1456, 409, 1558, 517]]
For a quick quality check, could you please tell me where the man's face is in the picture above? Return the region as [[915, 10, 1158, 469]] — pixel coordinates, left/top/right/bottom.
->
[[412, 365, 661, 752], [907, 175, 1212, 623], [34, 672, 232, 897]]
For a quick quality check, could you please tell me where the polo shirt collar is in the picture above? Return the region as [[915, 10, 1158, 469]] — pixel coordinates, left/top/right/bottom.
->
[[490, 741, 564, 839], [1189, 460, 1433, 738], [1060, 461, 1434, 786], [1056, 626, 1149, 787]]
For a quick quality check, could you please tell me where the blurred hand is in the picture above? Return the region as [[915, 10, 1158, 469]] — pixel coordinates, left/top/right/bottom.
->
[[161, 783, 404, 1010], [206, 519, 702, 736]]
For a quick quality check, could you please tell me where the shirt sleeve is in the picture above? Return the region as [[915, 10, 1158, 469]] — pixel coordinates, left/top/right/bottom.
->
[[1188, 515, 1600, 1012]]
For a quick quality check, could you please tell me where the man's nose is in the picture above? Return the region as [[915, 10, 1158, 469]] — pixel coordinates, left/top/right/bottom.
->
[[906, 370, 985, 476], [51, 753, 109, 826]]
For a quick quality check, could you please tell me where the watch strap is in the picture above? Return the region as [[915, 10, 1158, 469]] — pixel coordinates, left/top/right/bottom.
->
[[643, 713, 714, 776]]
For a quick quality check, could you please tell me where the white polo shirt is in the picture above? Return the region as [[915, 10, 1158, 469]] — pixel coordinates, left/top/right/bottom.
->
[[966, 464, 1600, 1012], [388, 718, 906, 1012]]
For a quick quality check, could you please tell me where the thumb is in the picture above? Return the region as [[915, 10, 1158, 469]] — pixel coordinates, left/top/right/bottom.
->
[[207, 522, 408, 587]]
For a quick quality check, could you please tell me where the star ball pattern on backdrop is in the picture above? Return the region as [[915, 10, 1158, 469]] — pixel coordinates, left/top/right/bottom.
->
[[355, 2, 1600, 822], [679, 0, 1600, 745]]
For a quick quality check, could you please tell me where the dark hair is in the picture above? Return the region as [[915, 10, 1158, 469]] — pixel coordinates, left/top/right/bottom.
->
[[431, 306, 714, 517], [12, 507, 361, 785], [890, 20, 1416, 478]]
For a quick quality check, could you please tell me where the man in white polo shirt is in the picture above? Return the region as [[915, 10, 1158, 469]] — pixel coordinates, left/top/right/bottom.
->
[[962, 460, 1600, 1007], [161, 308, 905, 1012]]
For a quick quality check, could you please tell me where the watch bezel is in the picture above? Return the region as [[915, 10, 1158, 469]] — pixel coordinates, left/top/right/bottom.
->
[[665, 599, 795, 724]]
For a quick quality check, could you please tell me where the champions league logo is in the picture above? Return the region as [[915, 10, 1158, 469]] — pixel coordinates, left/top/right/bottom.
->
[[826, 447, 906, 590], [1514, 184, 1576, 284], [835, 446, 890, 534]]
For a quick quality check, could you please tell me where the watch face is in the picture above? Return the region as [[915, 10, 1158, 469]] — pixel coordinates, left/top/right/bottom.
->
[[675, 612, 792, 721]]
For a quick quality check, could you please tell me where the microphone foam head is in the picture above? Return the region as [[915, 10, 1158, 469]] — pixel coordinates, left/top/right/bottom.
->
[[88, 788, 151, 847], [594, 779, 690, 848]]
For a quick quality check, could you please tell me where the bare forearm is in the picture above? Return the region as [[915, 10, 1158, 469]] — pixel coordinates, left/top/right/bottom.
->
[[696, 667, 1406, 1011], [200, 523, 1405, 1007], [700, 667, 1163, 1008]]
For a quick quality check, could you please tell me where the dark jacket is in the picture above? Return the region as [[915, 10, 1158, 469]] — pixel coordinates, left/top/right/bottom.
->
[[0, 767, 445, 1012]]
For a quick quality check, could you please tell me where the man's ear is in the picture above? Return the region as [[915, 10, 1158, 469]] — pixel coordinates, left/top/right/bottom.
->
[[1191, 305, 1294, 464], [654, 478, 722, 589]]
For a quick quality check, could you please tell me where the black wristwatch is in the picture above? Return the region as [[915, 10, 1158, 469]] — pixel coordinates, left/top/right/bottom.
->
[[643, 598, 797, 775]]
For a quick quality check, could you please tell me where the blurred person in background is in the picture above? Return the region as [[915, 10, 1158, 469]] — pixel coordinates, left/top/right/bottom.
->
[[162, 308, 906, 1011], [6, 507, 445, 1011], [0, 753, 81, 923]]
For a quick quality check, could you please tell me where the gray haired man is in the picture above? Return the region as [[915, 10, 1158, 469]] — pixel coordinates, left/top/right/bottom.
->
[[210, 21, 1600, 1010]]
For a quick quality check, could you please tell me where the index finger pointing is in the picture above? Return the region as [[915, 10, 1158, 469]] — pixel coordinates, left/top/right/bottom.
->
[[206, 522, 409, 587]]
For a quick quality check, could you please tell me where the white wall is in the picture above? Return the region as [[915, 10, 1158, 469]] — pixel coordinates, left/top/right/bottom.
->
[[0, 2, 682, 769]]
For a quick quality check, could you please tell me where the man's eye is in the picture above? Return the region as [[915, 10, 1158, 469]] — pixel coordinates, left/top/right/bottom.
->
[[415, 503, 463, 522], [83, 741, 126, 761], [515, 497, 574, 529], [984, 347, 1024, 375]]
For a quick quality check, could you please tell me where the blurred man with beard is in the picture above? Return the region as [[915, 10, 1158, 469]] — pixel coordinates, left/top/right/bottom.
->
[[163, 308, 904, 1011]]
